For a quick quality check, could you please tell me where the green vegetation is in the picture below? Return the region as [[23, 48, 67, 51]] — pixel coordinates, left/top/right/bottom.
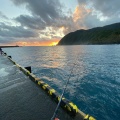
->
[[58, 23, 120, 45]]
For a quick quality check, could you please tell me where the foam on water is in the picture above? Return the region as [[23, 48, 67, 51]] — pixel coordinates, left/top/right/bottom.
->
[[0, 68, 9, 77]]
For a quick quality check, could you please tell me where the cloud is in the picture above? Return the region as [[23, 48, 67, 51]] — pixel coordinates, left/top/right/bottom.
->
[[73, 5, 91, 28], [0, 11, 8, 19], [1, 0, 120, 46], [15, 15, 46, 30], [12, 0, 69, 35], [14, 0, 120, 36], [0, 12, 40, 45], [68, 0, 120, 32], [55, 5, 97, 34], [92, 0, 120, 17], [77, 0, 120, 17], [72, 5, 106, 28], [0, 22, 38, 39], [12, 0, 80, 35], [0, 36, 12, 44], [12, 0, 120, 34], [11, 0, 62, 23]]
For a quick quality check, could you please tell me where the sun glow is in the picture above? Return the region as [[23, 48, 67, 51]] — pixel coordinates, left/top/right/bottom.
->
[[15, 40, 59, 46], [49, 42, 58, 46]]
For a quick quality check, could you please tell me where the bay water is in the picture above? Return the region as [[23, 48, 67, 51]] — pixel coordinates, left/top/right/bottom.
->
[[3, 45, 120, 120]]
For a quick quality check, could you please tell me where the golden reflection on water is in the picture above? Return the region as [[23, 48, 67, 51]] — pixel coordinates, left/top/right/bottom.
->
[[44, 46, 67, 68], [42, 46, 87, 81], [36, 46, 86, 78]]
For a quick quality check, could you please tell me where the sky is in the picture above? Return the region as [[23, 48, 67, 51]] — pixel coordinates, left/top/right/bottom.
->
[[0, 0, 120, 46]]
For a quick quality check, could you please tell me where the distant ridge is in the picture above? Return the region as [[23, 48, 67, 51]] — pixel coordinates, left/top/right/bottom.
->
[[58, 23, 120, 45], [0, 46, 19, 48]]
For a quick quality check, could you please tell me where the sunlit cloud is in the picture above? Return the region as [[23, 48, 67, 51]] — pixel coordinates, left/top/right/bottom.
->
[[72, 5, 92, 30], [73, 5, 91, 22]]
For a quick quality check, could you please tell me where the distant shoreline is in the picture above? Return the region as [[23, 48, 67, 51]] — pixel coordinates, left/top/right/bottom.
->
[[0, 46, 19, 48]]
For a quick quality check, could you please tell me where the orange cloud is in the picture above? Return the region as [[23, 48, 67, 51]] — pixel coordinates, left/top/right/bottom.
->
[[72, 5, 92, 30], [73, 5, 91, 22]]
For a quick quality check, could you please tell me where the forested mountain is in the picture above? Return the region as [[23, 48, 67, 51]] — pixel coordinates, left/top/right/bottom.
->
[[58, 23, 120, 45]]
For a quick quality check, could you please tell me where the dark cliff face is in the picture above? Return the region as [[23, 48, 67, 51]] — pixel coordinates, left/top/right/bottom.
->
[[58, 23, 120, 45]]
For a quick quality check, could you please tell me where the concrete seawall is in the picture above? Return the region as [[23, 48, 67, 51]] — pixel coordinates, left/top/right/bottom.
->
[[0, 53, 95, 120]]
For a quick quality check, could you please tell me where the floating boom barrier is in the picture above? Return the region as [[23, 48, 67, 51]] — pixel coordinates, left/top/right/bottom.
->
[[2, 52, 96, 120]]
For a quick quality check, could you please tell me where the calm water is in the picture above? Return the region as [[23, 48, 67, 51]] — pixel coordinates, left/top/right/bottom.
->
[[3, 45, 120, 120]]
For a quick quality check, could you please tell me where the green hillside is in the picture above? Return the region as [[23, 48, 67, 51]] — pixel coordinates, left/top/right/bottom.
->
[[58, 23, 120, 45]]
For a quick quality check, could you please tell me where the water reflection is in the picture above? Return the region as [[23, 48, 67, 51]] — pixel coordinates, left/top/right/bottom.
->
[[43, 46, 67, 68]]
